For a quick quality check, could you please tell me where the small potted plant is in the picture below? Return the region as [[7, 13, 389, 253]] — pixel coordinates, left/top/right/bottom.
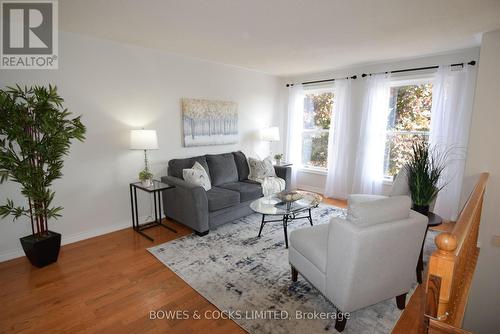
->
[[0, 85, 86, 267], [404, 141, 447, 216], [139, 169, 153, 187], [274, 153, 283, 166]]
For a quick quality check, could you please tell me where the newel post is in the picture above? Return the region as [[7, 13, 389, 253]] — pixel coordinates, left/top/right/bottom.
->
[[426, 232, 458, 321]]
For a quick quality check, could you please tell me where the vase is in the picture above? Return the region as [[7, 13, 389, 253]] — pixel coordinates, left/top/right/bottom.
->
[[412, 204, 430, 217], [20, 231, 61, 268], [141, 179, 153, 187], [275, 159, 281, 166]]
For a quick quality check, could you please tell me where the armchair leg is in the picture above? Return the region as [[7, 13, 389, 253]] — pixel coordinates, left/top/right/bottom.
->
[[335, 310, 348, 332], [291, 266, 298, 282], [396, 293, 407, 310]]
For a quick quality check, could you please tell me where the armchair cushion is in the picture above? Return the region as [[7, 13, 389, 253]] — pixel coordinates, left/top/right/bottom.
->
[[348, 195, 411, 226], [347, 194, 387, 206], [289, 224, 329, 272], [390, 169, 410, 197]]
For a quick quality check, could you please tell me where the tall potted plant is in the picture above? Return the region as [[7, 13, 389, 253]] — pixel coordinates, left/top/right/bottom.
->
[[404, 141, 447, 216], [0, 85, 86, 267]]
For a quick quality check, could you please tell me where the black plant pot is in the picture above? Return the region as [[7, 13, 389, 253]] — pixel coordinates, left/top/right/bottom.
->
[[412, 204, 430, 217], [20, 231, 61, 268]]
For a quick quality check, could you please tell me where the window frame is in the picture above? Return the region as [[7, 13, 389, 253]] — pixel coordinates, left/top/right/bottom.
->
[[300, 85, 334, 171], [383, 76, 434, 181]]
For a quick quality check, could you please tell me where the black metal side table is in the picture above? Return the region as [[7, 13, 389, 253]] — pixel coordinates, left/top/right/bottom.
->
[[129, 180, 177, 241]]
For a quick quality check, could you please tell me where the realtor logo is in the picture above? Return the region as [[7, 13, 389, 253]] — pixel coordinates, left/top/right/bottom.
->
[[1, 0, 58, 69]]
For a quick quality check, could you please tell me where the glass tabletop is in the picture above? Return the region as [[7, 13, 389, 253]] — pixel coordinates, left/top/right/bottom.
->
[[250, 191, 322, 215], [130, 180, 174, 192]]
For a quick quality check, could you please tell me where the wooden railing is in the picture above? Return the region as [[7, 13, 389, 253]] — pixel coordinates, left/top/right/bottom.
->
[[424, 173, 489, 334]]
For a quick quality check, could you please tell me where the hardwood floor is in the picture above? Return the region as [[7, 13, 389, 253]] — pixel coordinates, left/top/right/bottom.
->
[[0, 197, 425, 334], [0, 221, 244, 334]]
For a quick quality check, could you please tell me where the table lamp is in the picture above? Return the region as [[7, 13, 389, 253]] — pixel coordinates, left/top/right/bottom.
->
[[260, 126, 280, 142], [130, 129, 159, 186], [260, 127, 282, 164]]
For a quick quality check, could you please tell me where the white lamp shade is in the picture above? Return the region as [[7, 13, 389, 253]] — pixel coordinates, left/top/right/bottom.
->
[[261, 127, 280, 142], [130, 130, 159, 150]]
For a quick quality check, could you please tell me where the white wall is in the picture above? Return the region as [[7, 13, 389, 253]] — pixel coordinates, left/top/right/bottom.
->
[[463, 29, 500, 333], [0, 32, 281, 261], [281, 48, 480, 196]]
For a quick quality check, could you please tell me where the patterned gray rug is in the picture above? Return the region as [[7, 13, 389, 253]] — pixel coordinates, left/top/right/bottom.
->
[[149, 204, 437, 334]]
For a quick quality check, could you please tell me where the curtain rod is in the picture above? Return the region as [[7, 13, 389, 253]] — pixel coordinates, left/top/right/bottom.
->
[[285, 60, 477, 87], [361, 60, 477, 78], [285, 75, 357, 87]]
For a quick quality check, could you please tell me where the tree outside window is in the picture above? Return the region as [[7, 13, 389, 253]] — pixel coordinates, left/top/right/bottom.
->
[[384, 82, 433, 177], [301, 89, 334, 168]]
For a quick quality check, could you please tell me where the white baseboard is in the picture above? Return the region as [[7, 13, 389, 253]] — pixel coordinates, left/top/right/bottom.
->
[[0, 220, 132, 263], [297, 184, 324, 194], [61, 221, 130, 246], [0, 249, 24, 263]]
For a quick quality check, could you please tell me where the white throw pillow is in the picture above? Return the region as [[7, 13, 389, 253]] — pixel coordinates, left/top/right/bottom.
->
[[348, 195, 411, 226], [390, 169, 410, 197], [182, 162, 211, 191], [248, 156, 276, 183]]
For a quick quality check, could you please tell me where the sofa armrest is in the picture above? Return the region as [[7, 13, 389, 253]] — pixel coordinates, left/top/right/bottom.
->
[[161, 175, 209, 233], [274, 166, 292, 190]]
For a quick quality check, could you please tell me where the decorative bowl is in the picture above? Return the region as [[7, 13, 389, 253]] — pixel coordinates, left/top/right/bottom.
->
[[276, 190, 304, 203]]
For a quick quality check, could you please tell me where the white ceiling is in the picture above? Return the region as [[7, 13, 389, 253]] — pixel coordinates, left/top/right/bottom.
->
[[60, 0, 500, 76]]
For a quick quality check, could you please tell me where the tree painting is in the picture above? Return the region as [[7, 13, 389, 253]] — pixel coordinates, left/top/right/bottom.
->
[[182, 98, 238, 147]]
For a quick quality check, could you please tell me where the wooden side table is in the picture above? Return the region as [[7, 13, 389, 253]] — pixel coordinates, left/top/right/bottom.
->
[[416, 212, 442, 283], [129, 180, 177, 241]]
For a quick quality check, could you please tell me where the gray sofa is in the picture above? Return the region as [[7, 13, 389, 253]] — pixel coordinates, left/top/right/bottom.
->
[[161, 151, 291, 236]]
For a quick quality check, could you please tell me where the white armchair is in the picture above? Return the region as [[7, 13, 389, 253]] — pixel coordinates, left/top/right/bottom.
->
[[350, 168, 435, 283], [288, 195, 427, 332]]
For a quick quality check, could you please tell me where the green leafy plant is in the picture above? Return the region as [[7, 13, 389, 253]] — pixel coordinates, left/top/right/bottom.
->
[[138, 169, 153, 181], [0, 85, 86, 237], [404, 141, 447, 206], [274, 153, 283, 161]]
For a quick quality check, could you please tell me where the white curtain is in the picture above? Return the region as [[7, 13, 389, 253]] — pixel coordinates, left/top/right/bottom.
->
[[352, 74, 391, 194], [429, 65, 477, 220], [285, 84, 304, 188], [324, 79, 353, 199]]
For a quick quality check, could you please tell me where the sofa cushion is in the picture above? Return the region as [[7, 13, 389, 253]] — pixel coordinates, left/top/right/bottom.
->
[[248, 156, 276, 183], [206, 187, 240, 212], [206, 153, 238, 186], [348, 195, 411, 226], [232, 151, 250, 181], [182, 162, 211, 191], [218, 181, 263, 202], [169, 156, 210, 179], [289, 224, 329, 272]]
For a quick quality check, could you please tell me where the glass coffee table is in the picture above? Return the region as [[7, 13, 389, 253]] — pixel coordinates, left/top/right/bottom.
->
[[250, 191, 323, 248]]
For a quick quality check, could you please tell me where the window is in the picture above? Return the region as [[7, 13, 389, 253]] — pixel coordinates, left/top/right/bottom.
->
[[384, 81, 433, 178], [301, 88, 334, 169]]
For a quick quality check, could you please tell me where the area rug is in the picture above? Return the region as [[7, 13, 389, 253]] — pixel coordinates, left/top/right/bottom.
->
[[148, 204, 437, 334]]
